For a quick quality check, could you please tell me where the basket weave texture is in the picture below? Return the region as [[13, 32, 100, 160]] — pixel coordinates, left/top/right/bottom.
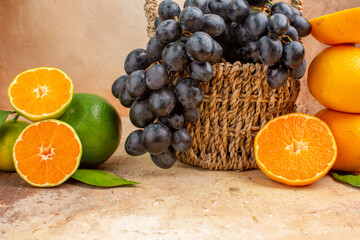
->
[[144, 0, 302, 171]]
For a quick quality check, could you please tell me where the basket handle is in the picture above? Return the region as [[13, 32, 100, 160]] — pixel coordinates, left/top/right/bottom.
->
[[144, 0, 303, 38]]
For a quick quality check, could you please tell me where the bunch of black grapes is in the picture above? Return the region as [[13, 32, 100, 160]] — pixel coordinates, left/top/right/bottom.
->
[[111, 0, 311, 169]]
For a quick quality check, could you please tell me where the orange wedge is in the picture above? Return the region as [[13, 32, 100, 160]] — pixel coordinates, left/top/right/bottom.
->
[[254, 113, 337, 186], [8, 67, 74, 121], [13, 120, 82, 187]]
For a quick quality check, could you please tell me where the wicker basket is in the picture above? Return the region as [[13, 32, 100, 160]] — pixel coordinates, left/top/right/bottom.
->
[[144, 0, 302, 171]]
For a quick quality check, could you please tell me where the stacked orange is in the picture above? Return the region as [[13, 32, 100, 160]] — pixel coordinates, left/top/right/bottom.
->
[[308, 8, 360, 173]]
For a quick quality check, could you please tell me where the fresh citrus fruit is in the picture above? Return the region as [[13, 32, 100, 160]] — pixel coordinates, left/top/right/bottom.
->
[[254, 113, 337, 186], [8, 67, 74, 121], [316, 108, 360, 173], [0, 120, 30, 171], [13, 120, 82, 187], [308, 45, 360, 113], [58, 93, 121, 168], [309, 8, 360, 45]]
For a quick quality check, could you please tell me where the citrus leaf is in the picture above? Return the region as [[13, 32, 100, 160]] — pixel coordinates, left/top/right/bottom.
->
[[72, 169, 139, 187], [331, 172, 360, 187], [0, 110, 12, 127]]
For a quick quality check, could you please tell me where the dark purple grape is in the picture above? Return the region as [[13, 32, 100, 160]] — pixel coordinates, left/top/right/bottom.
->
[[201, 14, 226, 38], [126, 70, 150, 99], [174, 78, 204, 109], [183, 107, 200, 123], [226, 0, 251, 23], [266, 63, 289, 89], [156, 19, 182, 44], [290, 6, 302, 16], [208, 0, 231, 21], [267, 13, 290, 36], [291, 15, 312, 37], [119, 82, 135, 108], [150, 147, 176, 169], [271, 2, 294, 22], [179, 6, 205, 32], [160, 108, 184, 130], [125, 130, 147, 156], [154, 17, 163, 29], [290, 58, 306, 80], [158, 0, 181, 20], [285, 26, 299, 41], [149, 87, 176, 117], [180, 36, 189, 44], [189, 61, 214, 82], [245, 12, 268, 40], [244, 41, 260, 63], [247, 0, 268, 6], [214, 21, 236, 46], [235, 23, 249, 45], [111, 75, 128, 98], [162, 42, 189, 72], [258, 35, 283, 66], [129, 99, 156, 128], [171, 128, 193, 152], [146, 64, 169, 90], [142, 123, 172, 155], [124, 49, 149, 75], [146, 37, 165, 63], [186, 32, 214, 63], [209, 40, 223, 64], [184, 0, 208, 13], [282, 41, 305, 68]]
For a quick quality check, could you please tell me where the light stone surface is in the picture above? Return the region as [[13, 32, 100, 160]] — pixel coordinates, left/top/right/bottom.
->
[[1, 118, 360, 239]]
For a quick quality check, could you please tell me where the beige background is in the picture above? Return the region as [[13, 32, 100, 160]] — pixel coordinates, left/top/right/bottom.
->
[[0, 0, 359, 116]]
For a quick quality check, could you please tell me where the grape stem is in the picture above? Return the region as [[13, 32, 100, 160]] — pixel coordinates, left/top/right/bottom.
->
[[268, 0, 274, 6]]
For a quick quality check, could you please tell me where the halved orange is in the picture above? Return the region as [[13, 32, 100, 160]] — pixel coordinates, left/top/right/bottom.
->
[[8, 67, 74, 121], [13, 120, 82, 187], [254, 113, 337, 186]]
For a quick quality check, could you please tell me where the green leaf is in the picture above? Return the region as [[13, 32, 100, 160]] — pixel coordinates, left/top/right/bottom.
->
[[331, 172, 360, 188], [72, 169, 140, 187], [0, 110, 12, 127]]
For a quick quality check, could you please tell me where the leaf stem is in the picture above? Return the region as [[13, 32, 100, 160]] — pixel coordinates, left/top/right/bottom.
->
[[12, 113, 20, 121]]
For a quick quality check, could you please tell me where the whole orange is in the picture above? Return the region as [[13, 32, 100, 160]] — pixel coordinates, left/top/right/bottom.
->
[[316, 108, 360, 173], [308, 45, 360, 113]]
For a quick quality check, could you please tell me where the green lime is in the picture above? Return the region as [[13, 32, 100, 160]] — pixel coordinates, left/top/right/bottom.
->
[[0, 120, 30, 171], [58, 93, 121, 168]]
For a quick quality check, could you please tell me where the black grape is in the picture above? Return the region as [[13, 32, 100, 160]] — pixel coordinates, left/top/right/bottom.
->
[[150, 147, 177, 169], [158, 0, 181, 20], [127, 70, 150, 99], [124, 48, 149, 75], [154, 17, 163, 29], [282, 41, 305, 68], [227, 0, 251, 23], [171, 128, 193, 152], [235, 23, 249, 45], [290, 6, 302, 16], [179, 6, 205, 32], [173, 78, 204, 109], [142, 123, 172, 155], [146, 64, 169, 90], [201, 14, 226, 38], [186, 32, 214, 63], [160, 108, 184, 130], [245, 12, 268, 40], [162, 41, 189, 72], [156, 19, 182, 44], [267, 13, 290, 36], [285, 26, 299, 41], [247, 0, 268, 6], [243, 41, 260, 63], [271, 2, 295, 22], [129, 99, 156, 128], [183, 107, 200, 123], [291, 15, 312, 37], [266, 63, 289, 89], [209, 40, 223, 64], [146, 37, 165, 63], [258, 35, 283, 66], [290, 58, 306, 80], [125, 130, 147, 156], [149, 87, 176, 117], [189, 61, 214, 82], [180, 36, 189, 44], [208, 0, 231, 21], [184, 0, 209, 13], [111, 75, 128, 98], [119, 81, 135, 108]]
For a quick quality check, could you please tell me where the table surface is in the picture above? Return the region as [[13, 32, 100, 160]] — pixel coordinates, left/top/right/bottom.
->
[[1, 117, 360, 240]]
